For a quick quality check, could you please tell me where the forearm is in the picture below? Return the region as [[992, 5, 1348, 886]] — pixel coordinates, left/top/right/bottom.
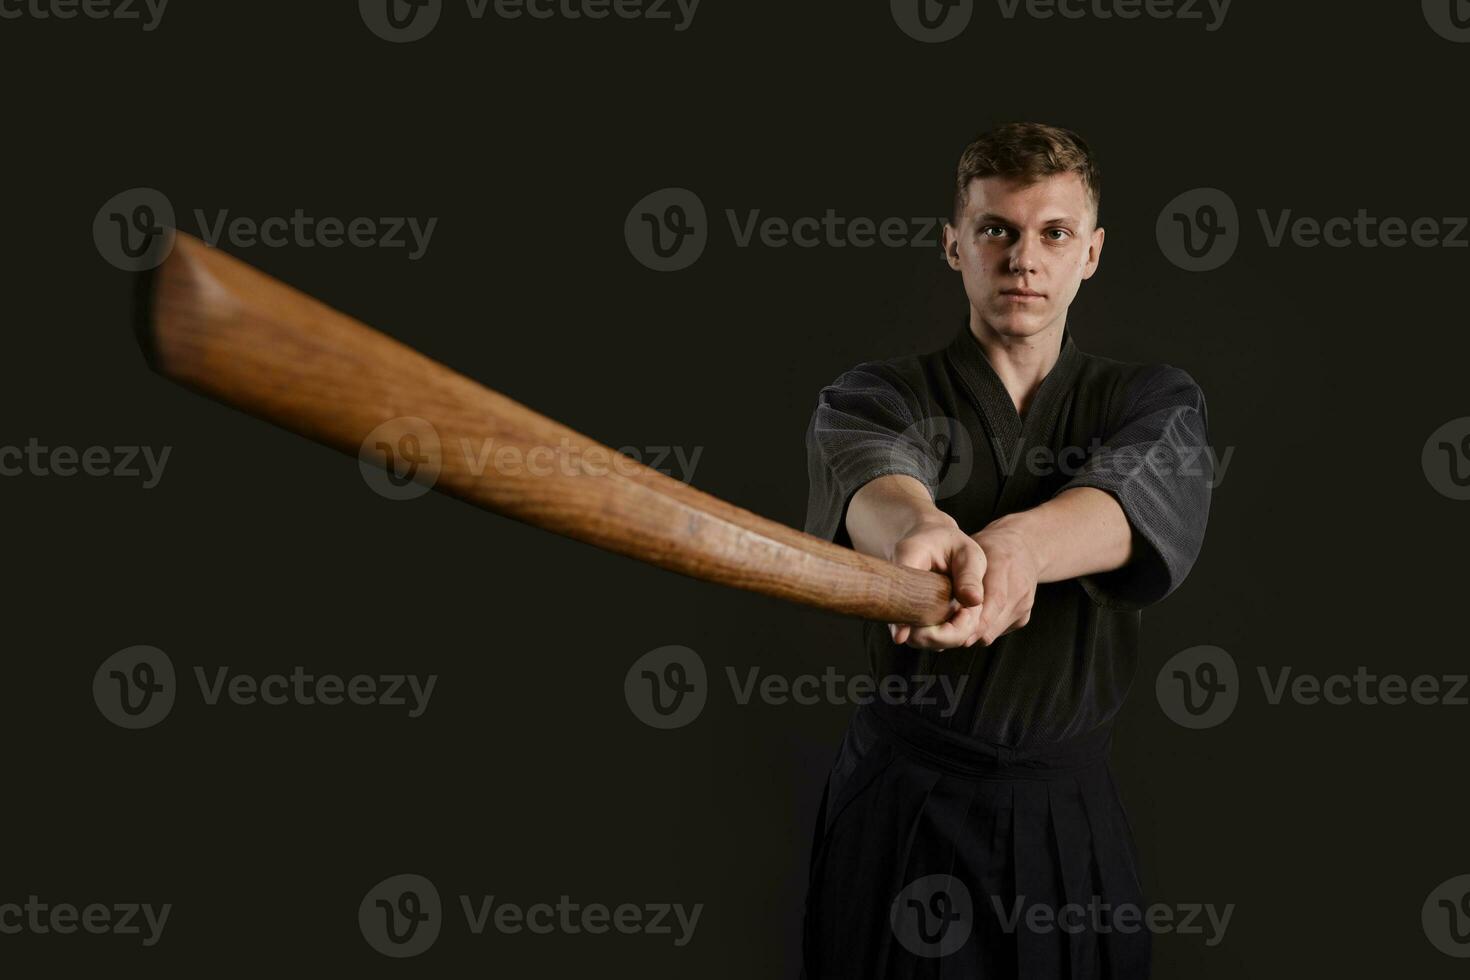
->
[[845, 474, 951, 561], [983, 486, 1133, 584]]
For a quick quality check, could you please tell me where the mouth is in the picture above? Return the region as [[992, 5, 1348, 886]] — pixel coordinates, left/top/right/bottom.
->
[[999, 288, 1045, 303]]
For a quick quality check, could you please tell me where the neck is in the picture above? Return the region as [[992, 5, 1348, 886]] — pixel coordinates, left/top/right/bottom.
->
[[967, 313, 1066, 417]]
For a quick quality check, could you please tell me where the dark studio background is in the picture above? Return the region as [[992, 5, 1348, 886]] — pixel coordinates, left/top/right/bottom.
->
[[3, 0, 1469, 974]]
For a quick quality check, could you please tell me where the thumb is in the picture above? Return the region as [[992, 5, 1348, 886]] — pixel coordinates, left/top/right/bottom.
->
[[949, 538, 987, 607]]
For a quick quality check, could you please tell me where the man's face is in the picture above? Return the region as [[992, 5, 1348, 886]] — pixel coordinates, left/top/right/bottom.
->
[[942, 172, 1104, 340]]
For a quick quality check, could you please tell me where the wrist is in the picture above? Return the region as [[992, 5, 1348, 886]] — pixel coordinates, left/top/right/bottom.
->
[[978, 511, 1049, 577]]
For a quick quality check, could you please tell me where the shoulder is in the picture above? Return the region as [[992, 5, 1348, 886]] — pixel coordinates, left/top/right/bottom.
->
[[820, 349, 936, 405], [1074, 349, 1207, 414]]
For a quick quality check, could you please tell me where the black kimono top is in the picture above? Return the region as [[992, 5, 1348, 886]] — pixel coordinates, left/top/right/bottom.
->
[[804, 322, 1212, 747]]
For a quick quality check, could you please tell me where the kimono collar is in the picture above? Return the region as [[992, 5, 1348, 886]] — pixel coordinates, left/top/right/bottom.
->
[[944, 319, 1085, 459]]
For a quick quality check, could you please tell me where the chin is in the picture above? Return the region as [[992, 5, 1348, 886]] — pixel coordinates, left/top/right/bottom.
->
[[985, 308, 1054, 338]]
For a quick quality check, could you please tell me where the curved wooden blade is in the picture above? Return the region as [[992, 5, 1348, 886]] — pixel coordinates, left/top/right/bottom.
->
[[134, 233, 954, 625]]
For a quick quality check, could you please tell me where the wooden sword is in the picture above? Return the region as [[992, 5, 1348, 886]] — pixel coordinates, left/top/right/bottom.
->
[[133, 232, 954, 625]]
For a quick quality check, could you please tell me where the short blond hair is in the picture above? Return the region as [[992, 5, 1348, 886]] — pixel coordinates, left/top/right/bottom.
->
[[952, 122, 1101, 224]]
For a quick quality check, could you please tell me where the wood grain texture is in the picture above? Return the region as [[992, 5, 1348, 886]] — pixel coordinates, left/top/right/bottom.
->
[[135, 232, 954, 625]]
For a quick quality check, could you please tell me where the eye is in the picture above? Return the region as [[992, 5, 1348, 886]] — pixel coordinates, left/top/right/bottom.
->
[[1044, 228, 1072, 241], [980, 225, 1011, 240]]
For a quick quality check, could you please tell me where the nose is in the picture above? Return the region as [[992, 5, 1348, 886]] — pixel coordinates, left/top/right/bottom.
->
[[1007, 237, 1039, 277]]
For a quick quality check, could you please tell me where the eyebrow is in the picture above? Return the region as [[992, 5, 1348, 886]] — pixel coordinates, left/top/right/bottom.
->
[[973, 212, 1078, 227]]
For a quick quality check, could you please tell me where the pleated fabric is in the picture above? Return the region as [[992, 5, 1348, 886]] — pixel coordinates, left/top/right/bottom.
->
[[802, 704, 1151, 979]]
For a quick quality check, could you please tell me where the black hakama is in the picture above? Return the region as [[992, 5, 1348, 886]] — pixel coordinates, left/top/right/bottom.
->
[[800, 323, 1212, 978]]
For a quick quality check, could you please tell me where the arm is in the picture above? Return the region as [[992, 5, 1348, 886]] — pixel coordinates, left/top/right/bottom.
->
[[964, 487, 1132, 645], [985, 486, 1132, 584], [965, 365, 1213, 644], [799, 359, 993, 649], [845, 474, 987, 649]]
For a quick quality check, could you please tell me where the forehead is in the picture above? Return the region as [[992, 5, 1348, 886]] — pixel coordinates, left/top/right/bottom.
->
[[960, 171, 1094, 223]]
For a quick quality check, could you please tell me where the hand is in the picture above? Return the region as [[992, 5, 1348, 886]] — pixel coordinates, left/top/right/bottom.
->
[[968, 516, 1042, 646], [886, 514, 987, 651]]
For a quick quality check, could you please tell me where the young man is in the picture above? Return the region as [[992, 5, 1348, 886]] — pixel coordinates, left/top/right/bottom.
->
[[801, 122, 1211, 979]]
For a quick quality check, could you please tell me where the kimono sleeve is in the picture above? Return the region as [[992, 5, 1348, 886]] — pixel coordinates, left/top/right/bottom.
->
[[1057, 365, 1213, 610], [803, 363, 941, 549]]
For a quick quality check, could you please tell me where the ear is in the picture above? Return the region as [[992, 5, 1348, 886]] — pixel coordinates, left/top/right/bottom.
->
[[941, 221, 962, 271], [1079, 225, 1105, 281]]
